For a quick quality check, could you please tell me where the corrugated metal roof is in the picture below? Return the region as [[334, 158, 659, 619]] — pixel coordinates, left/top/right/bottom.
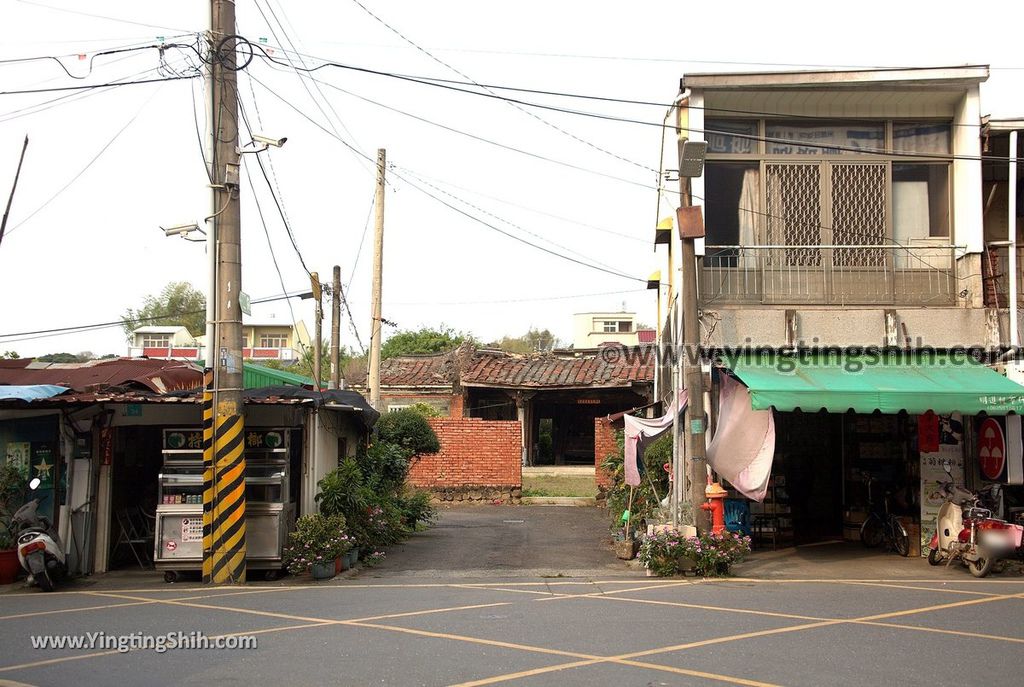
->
[[0, 358, 202, 393], [243, 363, 313, 389], [0, 385, 70, 401]]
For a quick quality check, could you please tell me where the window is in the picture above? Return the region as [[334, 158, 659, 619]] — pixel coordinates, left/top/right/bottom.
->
[[259, 335, 288, 349], [705, 118, 953, 261], [141, 334, 171, 348], [617, 321, 632, 333], [387, 405, 410, 413], [601, 321, 617, 333]]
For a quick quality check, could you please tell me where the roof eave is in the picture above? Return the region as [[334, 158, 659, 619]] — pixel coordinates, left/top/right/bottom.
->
[[681, 65, 989, 91]]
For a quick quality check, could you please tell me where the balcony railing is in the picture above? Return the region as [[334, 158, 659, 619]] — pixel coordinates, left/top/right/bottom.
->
[[129, 346, 296, 361], [700, 244, 957, 306]]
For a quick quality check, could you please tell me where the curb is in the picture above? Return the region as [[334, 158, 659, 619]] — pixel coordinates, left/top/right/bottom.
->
[[520, 496, 596, 506]]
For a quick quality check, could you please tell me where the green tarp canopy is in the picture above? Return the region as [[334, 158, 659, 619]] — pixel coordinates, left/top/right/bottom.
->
[[725, 351, 1024, 415]]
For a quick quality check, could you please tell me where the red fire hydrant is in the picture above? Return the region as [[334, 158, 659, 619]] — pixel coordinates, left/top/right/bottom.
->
[[700, 482, 728, 534]]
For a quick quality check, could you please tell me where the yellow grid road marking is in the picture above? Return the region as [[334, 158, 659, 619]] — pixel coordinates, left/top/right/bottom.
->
[[584, 593, 829, 622], [837, 580, 1004, 596], [854, 619, 1024, 644]]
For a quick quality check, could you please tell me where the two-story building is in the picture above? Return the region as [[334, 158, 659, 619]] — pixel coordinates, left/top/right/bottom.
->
[[129, 318, 310, 363], [572, 311, 654, 349], [660, 66, 1024, 548]]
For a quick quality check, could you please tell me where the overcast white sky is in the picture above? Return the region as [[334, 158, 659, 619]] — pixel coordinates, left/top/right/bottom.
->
[[1, 0, 1022, 358]]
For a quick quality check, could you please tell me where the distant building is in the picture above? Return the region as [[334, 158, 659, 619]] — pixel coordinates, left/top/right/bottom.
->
[[572, 311, 639, 349], [128, 317, 310, 362]]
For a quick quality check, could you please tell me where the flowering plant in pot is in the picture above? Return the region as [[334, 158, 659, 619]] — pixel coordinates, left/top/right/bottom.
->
[[0, 462, 30, 584], [639, 529, 752, 577], [282, 513, 352, 578]]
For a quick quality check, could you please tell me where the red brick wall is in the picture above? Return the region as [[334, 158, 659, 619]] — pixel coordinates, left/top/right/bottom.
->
[[594, 417, 619, 490], [409, 418, 522, 488], [449, 394, 465, 418]]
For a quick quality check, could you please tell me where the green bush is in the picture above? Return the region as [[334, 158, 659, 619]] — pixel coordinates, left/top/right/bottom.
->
[[282, 513, 353, 575], [315, 458, 367, 518], [375, 409, 440, 456], [601, 431, 672, 535], [397, 488, 437, 530], [0, 462, 29, 550]]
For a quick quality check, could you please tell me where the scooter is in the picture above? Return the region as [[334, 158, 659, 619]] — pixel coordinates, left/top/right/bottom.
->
[[9, 478, 67, 592], [928, 479, 1023, 577]]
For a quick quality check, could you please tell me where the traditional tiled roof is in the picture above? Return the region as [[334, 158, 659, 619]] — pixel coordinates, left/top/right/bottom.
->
[[461, 347, 654, 389], [376, 353, 454, 388], [0, 358, 202, 393]]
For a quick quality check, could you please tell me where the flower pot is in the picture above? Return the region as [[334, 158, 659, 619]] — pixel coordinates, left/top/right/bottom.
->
[[614, 538, 639, 560], [347, 548, 360, 567], [311, 561, 336, 580], [335, 556, 345, 574], [0, 548, 20, 585]]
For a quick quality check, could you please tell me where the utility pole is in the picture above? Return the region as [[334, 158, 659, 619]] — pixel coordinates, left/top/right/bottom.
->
[[311, 271, 323, 390], [675, 102, 710, 532], [0, 135, 29, 249], [202, 0, 247, 585], [367, 148, 386, 409], [331, 265, 341, 389]]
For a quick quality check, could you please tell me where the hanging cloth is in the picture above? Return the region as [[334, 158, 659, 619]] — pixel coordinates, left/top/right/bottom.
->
[[707, 374, 776, 502], [623, 391, 688, 486]]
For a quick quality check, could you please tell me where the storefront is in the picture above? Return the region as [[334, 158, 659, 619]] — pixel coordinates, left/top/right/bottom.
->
[[716, 351, 1024, 553]]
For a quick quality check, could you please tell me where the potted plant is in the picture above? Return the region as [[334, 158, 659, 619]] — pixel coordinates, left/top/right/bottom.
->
[[638, 528, 752, 577], [0, 462, 30, 584], [282, 513, 352, 581]]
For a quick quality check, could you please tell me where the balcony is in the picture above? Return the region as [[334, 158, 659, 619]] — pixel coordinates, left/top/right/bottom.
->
[[129, 347, 201, 360], [700, 244, 957, 306]]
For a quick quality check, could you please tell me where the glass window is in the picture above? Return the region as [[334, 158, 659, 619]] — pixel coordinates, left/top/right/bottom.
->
[[142, 334, 171, 347], [893, 164, 950, 238], [706, 119, 758, 154], [893, 122, 951, 155], [617, 321, 632, 333], [765, 120, 884, 155], [601, 321, 617, 333], [259, 335, 287, 348]]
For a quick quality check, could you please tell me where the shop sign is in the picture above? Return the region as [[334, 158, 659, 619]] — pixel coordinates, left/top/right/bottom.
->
[[978, 417, 1006, 481], [4, 441, 30, 472], [164, 429, 203, 451], [30, 442, 56, 489], [245, 429, 286, 449]]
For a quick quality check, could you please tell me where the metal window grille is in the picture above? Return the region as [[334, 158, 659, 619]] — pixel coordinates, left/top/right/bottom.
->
[[831, 163, 887, 267], [765, 163, 822, 266]]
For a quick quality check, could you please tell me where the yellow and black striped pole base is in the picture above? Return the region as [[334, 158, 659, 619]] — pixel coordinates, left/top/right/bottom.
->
[[202, 369, 247, 584]]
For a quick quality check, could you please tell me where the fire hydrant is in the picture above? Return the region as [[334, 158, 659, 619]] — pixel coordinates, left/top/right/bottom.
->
[[700, 482, 728, 534]]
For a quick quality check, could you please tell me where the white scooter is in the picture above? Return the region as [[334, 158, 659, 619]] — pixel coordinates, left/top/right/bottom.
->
[[10, 478, 67, 592]]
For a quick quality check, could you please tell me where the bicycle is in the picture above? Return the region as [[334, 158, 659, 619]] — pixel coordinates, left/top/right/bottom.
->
[[859, 472, 910, 557]]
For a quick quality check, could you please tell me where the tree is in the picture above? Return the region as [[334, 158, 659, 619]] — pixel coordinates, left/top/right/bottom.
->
[[2, 351, 19, 359], [36, 352, 89, 363], [490, 328, 561, 354], [121, 281, 206, 338], [381, 326, 472, 360]]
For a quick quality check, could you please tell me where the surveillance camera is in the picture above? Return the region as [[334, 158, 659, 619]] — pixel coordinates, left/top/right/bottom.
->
[[252, 134, 287, 148], [160, 222, 200, 237]]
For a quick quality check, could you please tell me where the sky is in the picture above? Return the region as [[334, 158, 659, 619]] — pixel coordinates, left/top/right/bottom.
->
[[1, 0, 1022, 358]]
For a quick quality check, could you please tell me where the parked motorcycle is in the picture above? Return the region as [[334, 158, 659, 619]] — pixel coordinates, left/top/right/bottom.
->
[[928, 474, 1023, 578], [9, 478, 67, 591]]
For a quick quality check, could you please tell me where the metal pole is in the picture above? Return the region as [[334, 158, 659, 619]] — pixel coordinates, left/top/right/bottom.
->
[[1010, 130, 1019, 348], [0, 135, 28, 249], [312, 272, 323, 391], [368, 148, 386, 409], [677, 104, 710, 533], [331, 265, 341, 389], [203, 0, 246, 584]]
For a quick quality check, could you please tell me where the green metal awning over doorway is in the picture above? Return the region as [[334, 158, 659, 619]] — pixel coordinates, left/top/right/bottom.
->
[[725, 352, 1024, 415]]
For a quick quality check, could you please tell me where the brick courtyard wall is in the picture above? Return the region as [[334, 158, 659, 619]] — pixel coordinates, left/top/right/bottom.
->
[[594, 417, 619, 494], [409, 418, 522, 502]]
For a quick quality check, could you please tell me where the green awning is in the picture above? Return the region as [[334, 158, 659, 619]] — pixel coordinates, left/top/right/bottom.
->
[[725, 351, 1024, 415]]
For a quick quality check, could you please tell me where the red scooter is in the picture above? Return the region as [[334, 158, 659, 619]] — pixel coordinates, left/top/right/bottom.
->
[[928, 480, 1023, 577]]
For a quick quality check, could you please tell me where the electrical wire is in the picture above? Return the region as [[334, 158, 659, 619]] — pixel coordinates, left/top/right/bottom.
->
[[346, 0, 654, 173], [388, 288, 646, 307], [0, 73, 199, 96], [15, 0, 195, 34], [0, 40, 199, 80], [2, 82, 167, 239]]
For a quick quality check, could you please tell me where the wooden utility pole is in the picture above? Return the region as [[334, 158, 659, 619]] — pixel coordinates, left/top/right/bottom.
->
[[676, 104, 710, 533], [330, 265, 341, 389], [202, 0, 247, 585], [0, 135, 29, 249], [367, 148, 386, 409], [311, 271, 323, 390]]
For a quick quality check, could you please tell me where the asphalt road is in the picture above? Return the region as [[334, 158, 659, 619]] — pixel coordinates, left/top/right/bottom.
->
[[2, 505, 1023, 687]]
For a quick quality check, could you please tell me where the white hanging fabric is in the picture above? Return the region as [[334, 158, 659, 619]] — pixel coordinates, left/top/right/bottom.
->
[[706, 374, 776, 502]]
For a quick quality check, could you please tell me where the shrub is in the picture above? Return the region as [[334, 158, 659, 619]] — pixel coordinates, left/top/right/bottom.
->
[[601, 431, 672, 534], [397, 488, 437, 530], [375, 409, 440, 456], [315, 458, 367, 518], [0, 462, 29, 550], [283, 513, 353, 575]]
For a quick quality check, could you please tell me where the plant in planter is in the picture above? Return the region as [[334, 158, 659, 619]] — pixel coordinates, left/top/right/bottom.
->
[[638, 528, 752, 577], [282, 513, 352, 579], [0, 462, 30, 584]]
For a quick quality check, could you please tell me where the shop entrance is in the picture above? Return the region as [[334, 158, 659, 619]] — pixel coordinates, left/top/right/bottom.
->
[[107, 426, 162, 569], [729, 410, 919, 550]]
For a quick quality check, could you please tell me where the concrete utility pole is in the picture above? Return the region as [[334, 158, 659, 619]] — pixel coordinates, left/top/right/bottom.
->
[[676, 103, 710, 533], [311, 271, 323, 390], [202, 0, 247, 585], [367, 148, 386, 409], [330, 265, 341, 389]]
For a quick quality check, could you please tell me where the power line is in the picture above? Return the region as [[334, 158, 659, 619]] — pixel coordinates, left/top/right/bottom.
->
[[2, 82, 167, 239], [0, 73, 199, 96], [15, 0, 195, 34], [388, 288, 646, 307], [0, 40, 198, 80], [346, 0, 655, 173]]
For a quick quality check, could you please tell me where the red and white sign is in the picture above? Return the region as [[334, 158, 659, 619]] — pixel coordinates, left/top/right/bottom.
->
[[165, 540, 177, 552], [978, 418, 1006, 481]]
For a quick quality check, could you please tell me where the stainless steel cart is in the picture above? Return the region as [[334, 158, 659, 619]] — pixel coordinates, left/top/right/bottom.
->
[[154, 428, 295, 582]]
